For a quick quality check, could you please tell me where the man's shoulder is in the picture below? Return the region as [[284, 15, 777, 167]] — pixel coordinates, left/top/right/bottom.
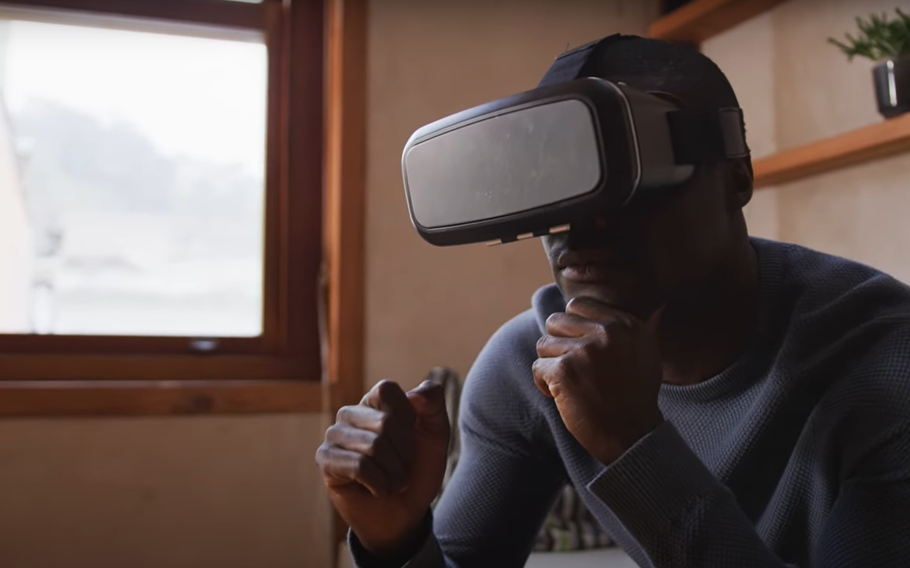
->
[[758, 238, 910, 328], [762, 239, 910, 414], [458, 287, 559, 442], [467, 287, 554, 385]]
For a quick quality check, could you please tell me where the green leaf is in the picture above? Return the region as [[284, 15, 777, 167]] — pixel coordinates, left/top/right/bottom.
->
[[830, 8, 910, 62]]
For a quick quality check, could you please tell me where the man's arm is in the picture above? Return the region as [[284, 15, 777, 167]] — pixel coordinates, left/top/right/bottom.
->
[[358, 414, 910, 568], [533, 297, 910, 567], [350, 314, 567, 568], [587, 418, 910, 568], [590, 421, 791, 567]]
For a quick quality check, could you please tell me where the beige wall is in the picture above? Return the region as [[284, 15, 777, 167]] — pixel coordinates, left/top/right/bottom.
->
[[365, 0, 660, 391], [0, 414, 332, 568], [0, 3, 658, 568], [704, 0, 910, 283]]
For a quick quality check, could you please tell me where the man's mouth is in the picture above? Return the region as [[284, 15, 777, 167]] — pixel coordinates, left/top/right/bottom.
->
[[559, 263, 616, 282], [556, 249, 630, 283]]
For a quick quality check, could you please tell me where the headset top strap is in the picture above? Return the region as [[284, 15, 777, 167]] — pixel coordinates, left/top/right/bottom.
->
[[537, 35, 749, 163]]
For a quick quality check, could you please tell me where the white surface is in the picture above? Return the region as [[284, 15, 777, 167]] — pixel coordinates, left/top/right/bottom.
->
[[526, 548, 640, 568], [337, 544, 640, 568]]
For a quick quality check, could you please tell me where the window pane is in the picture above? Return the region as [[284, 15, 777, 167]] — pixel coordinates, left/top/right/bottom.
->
[[0, 20, 267, 337]]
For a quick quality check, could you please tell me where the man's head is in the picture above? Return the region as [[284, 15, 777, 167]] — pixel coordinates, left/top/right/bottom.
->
[[542, 35, 754, 319]]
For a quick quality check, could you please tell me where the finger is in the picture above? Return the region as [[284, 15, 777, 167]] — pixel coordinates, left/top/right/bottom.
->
[[407, 379, 445, 417], [532, 357, 570, 399], [325, 424, 409, 491], [536, 334, 585, 358], [335, 405, 415, 472], [545, 312, 600, 338], [335, 404, 387, 433], [531, 358, 553, 398], [316, 444, 393, 497], [362, 380, 418, 428], [406, 380, 450, 437], [366, 381, 418, 469], [565, 296, 637, 326]]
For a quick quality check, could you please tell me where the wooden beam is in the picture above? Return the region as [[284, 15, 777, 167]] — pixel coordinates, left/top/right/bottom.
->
[[0, 379, 321, 417], [0, 354, 312, 381], [324, 0, 367, 416], [0, 334, 263, 355], [649, 0, 789, 44], [285, 0, 326, 362], [0, 0, 268, 32], [261, 0, 289, 351], [754, 113, 910, 189], [324, 0, 368, 554]]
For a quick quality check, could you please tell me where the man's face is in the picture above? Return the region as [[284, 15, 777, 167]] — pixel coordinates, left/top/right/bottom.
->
[[542, 164, 738, 319]]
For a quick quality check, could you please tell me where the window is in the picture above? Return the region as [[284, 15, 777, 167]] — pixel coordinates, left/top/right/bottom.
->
[[0, 0, 326, 414], [2, 20, 267, 337]]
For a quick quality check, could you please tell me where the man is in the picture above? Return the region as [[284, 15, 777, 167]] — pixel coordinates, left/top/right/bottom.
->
[[316, 35, 910, 567]]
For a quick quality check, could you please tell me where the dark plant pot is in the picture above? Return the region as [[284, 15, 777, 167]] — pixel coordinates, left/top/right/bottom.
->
[[873, 58, 910, 118]]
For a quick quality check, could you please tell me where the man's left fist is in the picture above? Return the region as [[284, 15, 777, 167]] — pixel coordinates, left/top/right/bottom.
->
[[532, 297, 665, 466]]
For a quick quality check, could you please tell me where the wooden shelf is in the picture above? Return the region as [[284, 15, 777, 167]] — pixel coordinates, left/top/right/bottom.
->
[[649, 0, 789, 44], [753, 113, 910, 189]]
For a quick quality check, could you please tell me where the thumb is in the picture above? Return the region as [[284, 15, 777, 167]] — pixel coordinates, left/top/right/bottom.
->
[[407, 380, 449, 435]]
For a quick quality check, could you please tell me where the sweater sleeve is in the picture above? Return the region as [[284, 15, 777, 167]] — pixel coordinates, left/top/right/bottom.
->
[[350, 313, 566, 568], [589, 421, 910, 567]]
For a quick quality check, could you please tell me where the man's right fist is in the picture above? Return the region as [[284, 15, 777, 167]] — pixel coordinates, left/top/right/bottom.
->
[[316, 379, 451, 558]]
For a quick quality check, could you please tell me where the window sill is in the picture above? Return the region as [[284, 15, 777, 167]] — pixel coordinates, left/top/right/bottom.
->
[[0, 379, 322, 417]]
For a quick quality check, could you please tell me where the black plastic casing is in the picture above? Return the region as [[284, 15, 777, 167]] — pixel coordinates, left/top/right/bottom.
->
[[401, 78, 693, 247]]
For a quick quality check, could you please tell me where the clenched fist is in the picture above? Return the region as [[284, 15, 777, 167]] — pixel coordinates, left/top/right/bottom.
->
[[533, 297, 665, 466], [316, 379, 450, 558]]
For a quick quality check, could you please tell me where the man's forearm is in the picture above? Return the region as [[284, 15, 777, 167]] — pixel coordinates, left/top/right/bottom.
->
[[349, 514, 444, 568], [589, 421, 793, 567]]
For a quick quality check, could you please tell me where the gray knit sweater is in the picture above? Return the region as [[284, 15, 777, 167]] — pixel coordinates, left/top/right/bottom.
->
[[351, 238, 910, 567]]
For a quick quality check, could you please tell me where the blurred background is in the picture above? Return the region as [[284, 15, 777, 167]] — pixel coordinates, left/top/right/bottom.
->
[[0, 19, 266, 337], [1, 0, 909, 567]]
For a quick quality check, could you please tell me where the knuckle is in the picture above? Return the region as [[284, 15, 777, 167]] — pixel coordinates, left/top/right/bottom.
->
[[324, 423, 340, 443], [377, 412, 395, 433], [362, 432, 382, 457], [335, 405, 352, 424], [353, 455, 371, 478], [578, 341, 599, 361], [315, 444, 332, 468], [591, 323, 611, 344], [564, 297, 582, 312], [554, 356, 574, 376], [325, 423, 354, 447], [545, 313, 564, 331]]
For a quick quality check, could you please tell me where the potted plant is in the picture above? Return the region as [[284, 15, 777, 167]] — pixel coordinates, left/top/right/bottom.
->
[[829, 9, 910, 119]]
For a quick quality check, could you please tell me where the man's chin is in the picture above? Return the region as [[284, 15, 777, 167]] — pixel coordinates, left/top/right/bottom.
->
[[558, 282, 655, 320]]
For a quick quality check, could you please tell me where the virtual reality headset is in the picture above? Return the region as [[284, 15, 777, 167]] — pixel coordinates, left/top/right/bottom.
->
[[401, 35, 750, 247]]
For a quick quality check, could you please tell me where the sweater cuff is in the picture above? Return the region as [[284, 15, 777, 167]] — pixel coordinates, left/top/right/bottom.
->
[[587, 421, 723, 540], [348, 511, 441, 568]]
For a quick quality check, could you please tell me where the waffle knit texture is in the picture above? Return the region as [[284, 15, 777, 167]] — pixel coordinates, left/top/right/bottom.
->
[[351, 238, 910, 567]]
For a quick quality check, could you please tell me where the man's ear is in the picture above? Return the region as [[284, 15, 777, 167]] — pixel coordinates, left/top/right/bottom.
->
[[726, 158, 753, 210]]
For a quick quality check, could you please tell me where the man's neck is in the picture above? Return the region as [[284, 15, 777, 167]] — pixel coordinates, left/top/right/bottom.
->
[[659, 238, 760, 387]]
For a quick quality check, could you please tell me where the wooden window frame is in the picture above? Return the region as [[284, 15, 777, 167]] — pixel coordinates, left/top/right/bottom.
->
[[0, 0, 327, 415]]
